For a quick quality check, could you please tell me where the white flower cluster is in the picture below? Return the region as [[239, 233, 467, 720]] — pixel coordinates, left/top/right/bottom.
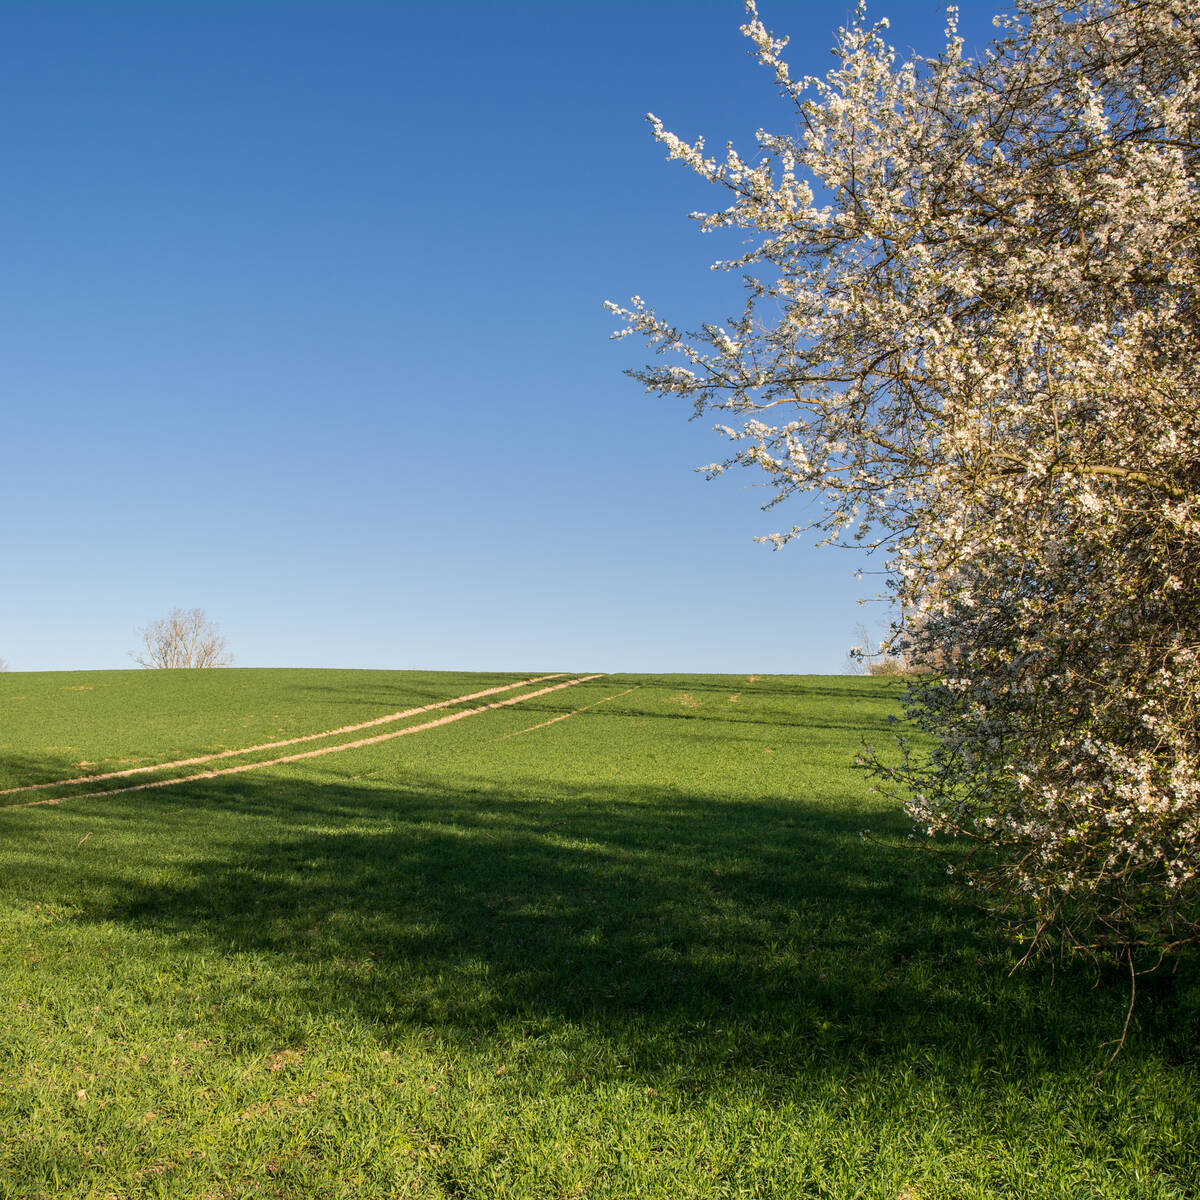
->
[[610, 0, 1200, 962]]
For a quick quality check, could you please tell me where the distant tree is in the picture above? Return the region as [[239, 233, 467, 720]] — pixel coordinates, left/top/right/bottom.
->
[[0, 657, 8, 672], [851, 622, 959, 676], [850, 622, 908, 676], [133, 608, 232, 669]]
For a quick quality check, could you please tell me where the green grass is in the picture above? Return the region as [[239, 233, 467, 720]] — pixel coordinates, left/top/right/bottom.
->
[[0, 668, 541, 791], [1, 669, 1197, 1198]]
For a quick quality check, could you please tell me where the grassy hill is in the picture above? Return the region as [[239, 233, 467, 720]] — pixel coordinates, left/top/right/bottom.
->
[[1, 669, 1196, 1198]]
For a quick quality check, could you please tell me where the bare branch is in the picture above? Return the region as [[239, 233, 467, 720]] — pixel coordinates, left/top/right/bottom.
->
[[133, 608, 233, 669]]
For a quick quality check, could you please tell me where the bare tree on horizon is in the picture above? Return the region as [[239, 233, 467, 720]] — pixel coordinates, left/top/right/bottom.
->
[[133, 608, 232, 669]]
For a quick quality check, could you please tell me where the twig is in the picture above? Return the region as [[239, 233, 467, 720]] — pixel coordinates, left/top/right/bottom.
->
[[1096, 948, 1136, 1078]]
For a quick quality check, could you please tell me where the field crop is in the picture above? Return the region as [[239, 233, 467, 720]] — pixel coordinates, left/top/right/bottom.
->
[[1, 669, 1197, 1199], [0, 669, 544, 793]]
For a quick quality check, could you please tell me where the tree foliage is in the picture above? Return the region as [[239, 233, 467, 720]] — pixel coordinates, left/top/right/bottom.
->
[[134, 608, 233, 670], [610, 0, 1200, 963]]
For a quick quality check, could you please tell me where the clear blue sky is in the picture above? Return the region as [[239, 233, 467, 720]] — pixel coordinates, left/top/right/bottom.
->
[[1, 0, 998, 674]]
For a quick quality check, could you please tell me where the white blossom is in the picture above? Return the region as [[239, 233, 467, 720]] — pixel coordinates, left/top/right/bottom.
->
[[612, 0, 1200, 964]]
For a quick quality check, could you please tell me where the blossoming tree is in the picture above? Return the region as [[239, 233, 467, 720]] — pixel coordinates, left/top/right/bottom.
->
[[609, 0, 1199, 967]]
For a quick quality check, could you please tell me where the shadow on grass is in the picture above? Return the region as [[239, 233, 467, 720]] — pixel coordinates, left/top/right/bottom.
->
[[0, 752, 112, 796], [283, 673, 540, 710], [22, 765, 1196, 1089]]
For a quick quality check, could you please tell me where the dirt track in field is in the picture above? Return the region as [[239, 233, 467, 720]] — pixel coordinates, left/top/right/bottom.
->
[[0, 674, 569, 798], [499, 685, 643, 739], [5, 674, 604, 809]]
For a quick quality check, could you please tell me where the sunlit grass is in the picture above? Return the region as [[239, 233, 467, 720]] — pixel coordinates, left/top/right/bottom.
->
[[0, 668, 538, 792], [1, 670, 1197, 1198]]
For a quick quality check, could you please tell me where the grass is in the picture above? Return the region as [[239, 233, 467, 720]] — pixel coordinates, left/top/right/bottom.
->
[[0, 668, 540, 791], [1, 669, 1197, 1198]]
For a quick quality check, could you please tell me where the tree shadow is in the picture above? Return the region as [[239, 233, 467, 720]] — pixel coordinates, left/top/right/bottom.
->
[[34, 766, 1198, 1091], [0, 751, 103, 795], [286, 671, 543, 711]]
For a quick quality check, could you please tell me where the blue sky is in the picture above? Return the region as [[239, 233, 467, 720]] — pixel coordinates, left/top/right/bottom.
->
[[1, 0, 998, 674]]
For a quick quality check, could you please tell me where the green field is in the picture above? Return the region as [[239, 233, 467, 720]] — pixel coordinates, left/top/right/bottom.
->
[[1, 669, 1197, 1199]]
